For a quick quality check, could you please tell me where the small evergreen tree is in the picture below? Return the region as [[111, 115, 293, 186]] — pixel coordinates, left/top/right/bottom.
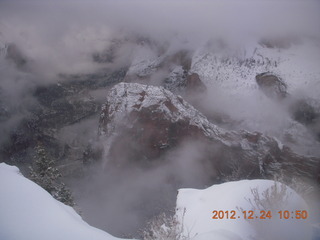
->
[[29, 144, 75, 207]]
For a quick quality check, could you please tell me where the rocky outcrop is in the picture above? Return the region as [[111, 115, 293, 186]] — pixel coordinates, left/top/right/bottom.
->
[[124, 49, 205, 96], [164, 69, 206, 95], [99, 82, 212, 164], [256, 72, 287, 99], [99, 82, 319, 181], [185, 73, 206, 94]]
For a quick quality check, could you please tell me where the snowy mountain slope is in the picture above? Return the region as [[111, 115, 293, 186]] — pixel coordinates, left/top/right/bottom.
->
[[176, 179, 312, 240], [191, 38, 320, 98], [126, 45, 164, 79], [122, 37, 320, 157], [99, 82, 319, 181], [99, 82, 223, 138], [191, 38, 320, 155], [0, 163, 129, 240]]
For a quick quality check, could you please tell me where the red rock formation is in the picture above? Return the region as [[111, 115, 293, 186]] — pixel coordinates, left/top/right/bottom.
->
[[99, 82, 319, 182]]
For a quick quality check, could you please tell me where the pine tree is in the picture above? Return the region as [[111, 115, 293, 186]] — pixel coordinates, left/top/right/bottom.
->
[[29, 144, 75, 207]]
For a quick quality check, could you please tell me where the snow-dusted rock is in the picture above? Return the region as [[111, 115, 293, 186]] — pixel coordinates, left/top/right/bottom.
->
[[0, 163, 127, 240], [99, 82, 220, 165], [185, 73, 206, 94], [124, 48, 204, 97], [176, 180, 312, 240], [99, 82, 319, 181], [255, 72, 287, 99], [190, 37, 320, 157], [164, 68, 206, 97]]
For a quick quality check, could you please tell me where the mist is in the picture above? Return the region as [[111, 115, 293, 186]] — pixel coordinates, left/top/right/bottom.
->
[[0, 0, 320, 238], [70, 140, 212, 236]]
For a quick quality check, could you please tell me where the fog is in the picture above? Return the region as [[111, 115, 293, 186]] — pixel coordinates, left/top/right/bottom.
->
[[0, 0, 320, 238], [70, 140, 212, 236], [1, 0, 319, 73]]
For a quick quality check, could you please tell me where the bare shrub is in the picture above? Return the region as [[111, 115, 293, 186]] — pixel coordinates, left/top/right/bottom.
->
[[141, 209, 192, 240], [246, 181, 290, 212], [239, 182, 300, 240], [272, 173, 314, 199]]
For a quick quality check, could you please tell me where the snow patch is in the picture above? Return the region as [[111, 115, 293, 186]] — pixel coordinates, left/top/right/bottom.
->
[[0, 163, 128, 240], [176, 179, 312, 240]]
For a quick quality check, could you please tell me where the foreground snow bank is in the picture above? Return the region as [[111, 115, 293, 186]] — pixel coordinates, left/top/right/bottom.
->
[[0, 163, 314, 240], [0, 163, 126, 240], [176, 179, 312, 240]]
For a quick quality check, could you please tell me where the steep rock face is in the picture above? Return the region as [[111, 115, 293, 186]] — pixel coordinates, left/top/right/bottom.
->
[[99, 82, 319, 181], [99, 82, 214, 165], [185, 73, 207, 94]]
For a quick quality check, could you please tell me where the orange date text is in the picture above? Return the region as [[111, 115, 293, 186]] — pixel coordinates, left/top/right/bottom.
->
[[212, 210, 308, 220]]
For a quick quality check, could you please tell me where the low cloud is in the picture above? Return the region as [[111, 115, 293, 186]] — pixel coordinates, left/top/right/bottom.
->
[[0, 0, 319, 237]]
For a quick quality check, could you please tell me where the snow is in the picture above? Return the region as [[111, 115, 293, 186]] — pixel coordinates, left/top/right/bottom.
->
[[0, 163, 315, 240], [193, 230, 243, 240], [190, 38, 320, 156], [0, 163, 128, 240], [176, 179, 312, 240], [102, 82, 285, 151], [100, 82, 319, 180], [119, 36, 320, 158], [126, 45, 163, 78], [191, 38, 320, 99], [102, 82, 224, 138]]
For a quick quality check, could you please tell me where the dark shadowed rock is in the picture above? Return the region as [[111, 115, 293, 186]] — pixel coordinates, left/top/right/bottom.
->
[[290, 98, 320, 141], [99, 82, 319, 182], [256, 72, 287, 99], [291, 99, 319, 125], [185, 73, 207, 94], [1, 68, 127, 169], [5, 43, 27, 69]]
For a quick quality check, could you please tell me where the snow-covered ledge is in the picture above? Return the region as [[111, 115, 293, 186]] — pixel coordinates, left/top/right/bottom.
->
[[176, 179, 312, 240], [0, 163, 313, 240], [0, 163, 127, 240]]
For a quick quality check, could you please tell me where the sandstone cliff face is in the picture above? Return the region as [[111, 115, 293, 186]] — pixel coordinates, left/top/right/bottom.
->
[[99, 82, 319, 181]]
